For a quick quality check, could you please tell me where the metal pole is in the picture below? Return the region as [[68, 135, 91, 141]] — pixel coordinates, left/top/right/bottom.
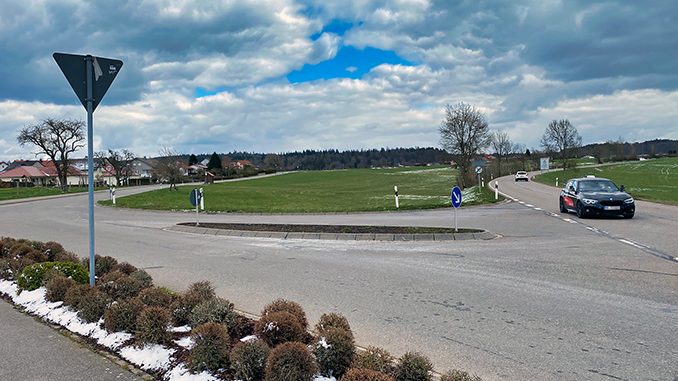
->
[[85, 55, 96, 287], [454, 207, 458, 232]]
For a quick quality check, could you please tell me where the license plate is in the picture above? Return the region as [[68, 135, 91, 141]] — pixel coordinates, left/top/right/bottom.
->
[[605, 206, 621, 210]]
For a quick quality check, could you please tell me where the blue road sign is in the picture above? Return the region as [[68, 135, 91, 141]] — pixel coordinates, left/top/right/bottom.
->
[[190, 188, 200, 207], [451, 186, 462, 208]]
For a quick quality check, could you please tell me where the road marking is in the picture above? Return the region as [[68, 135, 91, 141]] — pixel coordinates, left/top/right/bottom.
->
[[525, 204, 534, 207], [619, 239, 644, 249], [533, 207, 542, 211], [562, 218, 577, 224], [518, 201, 525, 204], [550, 213, 560, 217]]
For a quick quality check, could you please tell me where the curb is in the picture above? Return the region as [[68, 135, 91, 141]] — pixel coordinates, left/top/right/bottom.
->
[[164, 225, 498, 241]]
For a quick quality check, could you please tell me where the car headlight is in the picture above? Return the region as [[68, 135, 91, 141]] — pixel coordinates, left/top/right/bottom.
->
[[624, 197, 634, 204], [583, 198, 597, 205]]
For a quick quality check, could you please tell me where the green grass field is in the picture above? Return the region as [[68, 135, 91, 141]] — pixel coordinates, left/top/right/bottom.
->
[[0, 186, 83, 201], [534, 157, 678, 204], [102, 166, 500, 213]]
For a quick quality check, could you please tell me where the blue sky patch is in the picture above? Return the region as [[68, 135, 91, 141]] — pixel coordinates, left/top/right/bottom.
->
[[287, 46, 414, 83], [311, 19, 355, 40]]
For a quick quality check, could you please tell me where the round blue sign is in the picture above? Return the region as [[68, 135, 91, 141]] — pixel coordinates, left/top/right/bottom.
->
[[189, 188, 199, 207], [451, 186, 462, 208]]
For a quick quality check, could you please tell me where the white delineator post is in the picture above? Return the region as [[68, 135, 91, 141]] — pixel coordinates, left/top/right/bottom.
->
[[495, 180, 499, 200], [112, 187, 116, 205], [394, 185, 399, 209], [556, 177, 559, 187], [200, 187, 204, 211]]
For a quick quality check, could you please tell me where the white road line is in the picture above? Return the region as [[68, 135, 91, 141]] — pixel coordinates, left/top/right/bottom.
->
[[619, 239, 644, 249], [533, 207, 542, 211], [562, 218, 577, 224], [550, 213, 560, 217], [518, 201, 525, 204], [525, 204, 534, 207]]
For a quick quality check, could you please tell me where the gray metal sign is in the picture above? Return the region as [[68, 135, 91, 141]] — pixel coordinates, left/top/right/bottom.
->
[[53, 53, 123, 111]]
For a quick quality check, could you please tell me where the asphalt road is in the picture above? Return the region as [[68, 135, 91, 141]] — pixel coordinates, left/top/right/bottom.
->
[[0, 179, 676, 381]]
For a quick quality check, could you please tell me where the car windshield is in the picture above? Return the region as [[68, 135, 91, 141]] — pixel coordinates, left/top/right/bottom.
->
[[578, 180, 619, 192]]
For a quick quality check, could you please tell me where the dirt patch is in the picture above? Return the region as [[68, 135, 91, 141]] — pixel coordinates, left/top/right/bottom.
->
[[177, 222, 482, 234]]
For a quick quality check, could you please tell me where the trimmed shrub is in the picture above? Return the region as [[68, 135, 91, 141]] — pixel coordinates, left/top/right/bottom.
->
[[314, 327, 356, 378], [45, 275, 77, 302], [255, 311, 305, 347], [261, 299, 308, 330], [265, 341, 317, 381], [395, 352, 433, 381], [17, 261, 89, 291], [440, 370, 482, 381], [0, 237, 17, 258], [10, 241, 47, 263], [136, 306, 172, 344], [315, 313, 352, 336], [231, 314, 255, 340], [42, 241, 65, 261], [130, 269, 153, 288], [53, 250, 79, 263], [352, 346, 395, 374], [231, 340, 270, 381], [136, 286, 175, 308], [189, 322, 231, 373], [342, 368, 396, 381], [63, 283, 91, 308], [189, 297, 236, 328], [77, 288, 112, 323], [172, 281, 216, 326], [98, 270, 146, 300], [82, 255, 118, 276], [104, 298, 145, 333], [113, 262, 138, 275]]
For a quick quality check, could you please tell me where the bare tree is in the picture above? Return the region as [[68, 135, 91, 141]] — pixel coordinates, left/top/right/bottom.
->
[[96, 149, 135, 186], [490, 130, 513, 176], [17, 118, 85, 192], [153, 147, 184, 190], [439, 103, 491, 188], [541, 119, 583, 168], [264, 153, 282, 170]]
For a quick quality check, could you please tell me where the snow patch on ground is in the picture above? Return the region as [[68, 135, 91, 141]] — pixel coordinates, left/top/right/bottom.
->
[[174, 336, 195, 349], [171, 325, 192, 333], [0, 279, 18, 296], [240, 335, 258, 342], [165, 364, 218, 381], [313, 376, 336, 381], [120, 344, 175, 371]]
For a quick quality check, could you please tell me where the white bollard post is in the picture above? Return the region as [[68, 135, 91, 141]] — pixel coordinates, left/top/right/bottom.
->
[[481, 177, 485, 188], [495, 181, 498, 200], [112, 187, 116, 205], [394, 185, 399, 209], [556, 177, 559, 187], [199, 187, 204, 211]]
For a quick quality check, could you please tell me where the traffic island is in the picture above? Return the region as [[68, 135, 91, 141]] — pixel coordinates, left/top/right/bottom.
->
[[168, 223, 498, 241]]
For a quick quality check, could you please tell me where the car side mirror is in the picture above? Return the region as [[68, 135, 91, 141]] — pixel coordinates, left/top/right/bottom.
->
[[620, 185, 625, 192]]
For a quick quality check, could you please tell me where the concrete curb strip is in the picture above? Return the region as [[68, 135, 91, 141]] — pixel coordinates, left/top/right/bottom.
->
[[165, 225, 498, 241]]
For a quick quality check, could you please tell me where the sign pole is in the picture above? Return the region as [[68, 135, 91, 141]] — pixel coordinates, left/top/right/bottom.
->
[[454, 206, 458, 232], [85, 55, 96, 287]]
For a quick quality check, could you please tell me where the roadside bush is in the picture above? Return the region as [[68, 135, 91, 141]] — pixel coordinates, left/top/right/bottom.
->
[[0, 258, 12, 280], [104, 298, 145, 333], [10, 241, 47, 263], [63, 283, 91, 308], [314, 327, 356, 378], [98, 270, 146, 300], [41, 241, 65, 261], [77, 288, 112, 323], [189, 297, 236, 328], [352, 346, 395, 374], [52, 250, 79, 263], [113, 262, 137, 275], [82, 255, 118, 276], [255, 311, 305, 347], [17, 261, 88, 291], [265, 341, 317, 381], [315, 312, 352, 337], [342, 368, 395, 381], [440, 370, 482, 381], [45, 275, 77, 302], [261, 299, 308, 330], [130, 269, 153, 288], [189, 322, 231, 373], [231, 340, 270, 381], [395, 352, 433, 381], [136, 286, 175, 308], [0, 237, 17, 257], [172, 281, 216, 326], [136, 306, 172, 344], [231, 314, 255, 340]]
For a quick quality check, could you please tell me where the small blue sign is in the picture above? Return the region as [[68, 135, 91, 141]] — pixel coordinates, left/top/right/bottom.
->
[[451, 186, 462, 208], [189, 188, 201, 207]]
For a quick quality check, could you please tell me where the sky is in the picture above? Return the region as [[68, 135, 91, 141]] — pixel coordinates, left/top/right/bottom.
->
[[1, 0, 677, 161]]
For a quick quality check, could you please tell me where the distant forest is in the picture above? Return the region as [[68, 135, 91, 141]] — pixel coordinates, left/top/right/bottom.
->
[[183, 147, 451, 171], [172, 139, 676, 171]]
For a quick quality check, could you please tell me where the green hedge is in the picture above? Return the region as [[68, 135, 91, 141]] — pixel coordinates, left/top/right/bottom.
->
[[17, 261, 89, 291]]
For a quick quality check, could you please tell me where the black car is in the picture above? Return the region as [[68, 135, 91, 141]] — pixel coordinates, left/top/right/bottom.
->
[[559, 177, 635, 219]]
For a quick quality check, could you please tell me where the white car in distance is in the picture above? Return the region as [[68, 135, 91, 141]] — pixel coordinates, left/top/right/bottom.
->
[[515, 171, 529, 182]]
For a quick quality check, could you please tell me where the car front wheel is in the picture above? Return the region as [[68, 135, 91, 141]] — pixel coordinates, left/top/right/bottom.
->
[[559, 198, 567, 213], [624, 212, 634, 219], [576, 202, 586, 218]]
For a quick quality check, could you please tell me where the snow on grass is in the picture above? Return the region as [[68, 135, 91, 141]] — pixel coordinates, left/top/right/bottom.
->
[[313, 376, 336, 381], [171, 325, 192, 333], [0, 279, 18, 297], [165, 364, 218, 381], [240, 335, 258, 342], [119, 343, 175, 372]]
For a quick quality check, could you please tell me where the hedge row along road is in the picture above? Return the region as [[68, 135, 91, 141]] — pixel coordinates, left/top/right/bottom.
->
[[1, 175, 676, 380]]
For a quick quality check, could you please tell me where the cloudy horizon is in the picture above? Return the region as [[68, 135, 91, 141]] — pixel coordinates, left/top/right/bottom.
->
[[1, 0, 677, 161]]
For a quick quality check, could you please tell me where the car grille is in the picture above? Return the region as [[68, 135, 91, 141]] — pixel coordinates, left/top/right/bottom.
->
[[599, 200, 623, 206]]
